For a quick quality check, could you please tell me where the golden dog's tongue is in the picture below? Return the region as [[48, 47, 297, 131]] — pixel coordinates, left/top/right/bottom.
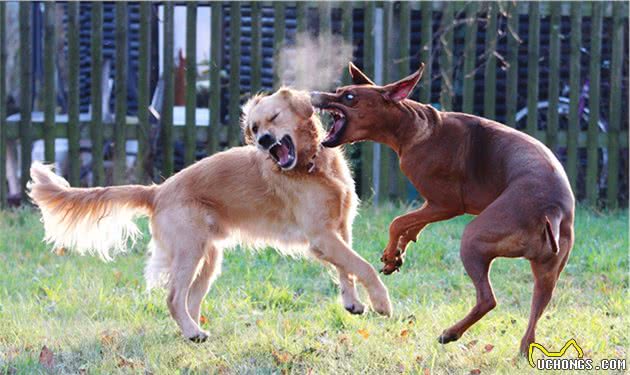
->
[[276, 144, 290, 165]]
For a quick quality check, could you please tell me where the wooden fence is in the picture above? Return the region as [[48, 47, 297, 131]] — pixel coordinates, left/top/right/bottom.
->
[[0, 2, 628, 209]]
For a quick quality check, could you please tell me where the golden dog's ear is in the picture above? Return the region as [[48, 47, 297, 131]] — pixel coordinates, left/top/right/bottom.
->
[[241, 94, 264, 145], [279, 88, 314, 119]]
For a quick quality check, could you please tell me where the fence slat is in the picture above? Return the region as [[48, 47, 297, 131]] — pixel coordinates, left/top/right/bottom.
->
[[319, 2, 331, 36], [19, 3, 32, 194], [136, 2, 151, 183], [419, 2, 432, 104], [397, 1, 411, 199], [114, 2, 127, 185], [439, 2, 454, 111], [0, 2, 6, 206], [250, 2, 261, 93], [505, 1, 519, 127], [586, 2, 602, 205], [483, 2, 497, 119], [208, 3, 222, 155], [185, 2, 197, 166], [67, 2, 80, 186], [546, 2, 560, 152], [273, 2, 285, 89], [567, 3, 581, 193], [360, 2, 375, 199], [162, 2, 174, 176], [90, 3, 104, 186], [43, 2, 56, 163], [607, 2, 624, 208], [228, 2, 241, 147], [379, 1, 391, 201], [525, 2, 540, 136], [296, 2, 306, 34], [341, 1, 353, 85], [462, 2, 478, 114]]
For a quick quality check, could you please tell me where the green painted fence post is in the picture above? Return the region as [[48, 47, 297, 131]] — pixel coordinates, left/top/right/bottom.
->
[[341, 1, 353, 85], [114, 2, 127, 185], [185, 2, 197, 166], [360, 2, 375, 199], [251, 2, 262, 94], [586, 2, 602, 206], [228, 2, 241, 147], [439, 2, 453, 112], [91, 3, 104, 186], [419, 2, 432, 104], [208, 3, 222, 155], [505, 1, 519, 127], [43, 2, 56, 163], [296, 2, 307, 34], [397, 1, 411, 199], [162, 2, 174, 177], [273, 2, 285, 89], [67, 2, 80, 186], [462, 2, 478, 114], [546, 2, 560, 153], [483, 2, 497, 120], [0, 2, 6, 206], [19, 2, 32, 195], [607, 2, 624, 209], [567, 3, 581, 193], [136, 2, 151, 183], [525, 2, 540, 136], [380, 1, 392, 201], [319, 2, 331, 36]]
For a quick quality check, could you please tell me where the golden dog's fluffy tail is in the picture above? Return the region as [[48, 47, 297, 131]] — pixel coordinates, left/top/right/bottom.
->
[[28, 163, 156, 261]]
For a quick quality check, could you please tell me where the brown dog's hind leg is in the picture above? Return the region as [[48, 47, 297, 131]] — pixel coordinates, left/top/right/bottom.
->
[[438, 245, 497, 344], [187, 245, 222, 326]]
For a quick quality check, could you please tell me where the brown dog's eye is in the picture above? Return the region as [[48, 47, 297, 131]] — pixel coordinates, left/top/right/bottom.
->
[[252, 124, 259, 133], [344, 93, 355, 101]]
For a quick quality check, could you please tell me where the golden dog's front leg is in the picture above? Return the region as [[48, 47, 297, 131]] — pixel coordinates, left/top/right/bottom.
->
[[311, 233, 392, 316]]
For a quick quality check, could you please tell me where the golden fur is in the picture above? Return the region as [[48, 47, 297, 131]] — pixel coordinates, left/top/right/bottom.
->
[[28, 88, 391, 342]]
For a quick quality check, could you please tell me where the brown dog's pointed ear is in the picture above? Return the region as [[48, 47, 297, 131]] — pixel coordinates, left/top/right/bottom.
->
[[383, 63, 425, 102], [348, 62, 375, 85]]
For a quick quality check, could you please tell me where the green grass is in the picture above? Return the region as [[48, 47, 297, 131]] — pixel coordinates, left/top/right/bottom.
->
[[0, 205, 627, 374]]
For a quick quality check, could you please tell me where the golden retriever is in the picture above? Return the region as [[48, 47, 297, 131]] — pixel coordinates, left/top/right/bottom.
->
[[28, 88, 392, 342]]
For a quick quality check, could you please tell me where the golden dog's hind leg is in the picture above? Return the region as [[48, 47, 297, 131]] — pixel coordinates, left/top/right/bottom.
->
[[187, 245, 222, 326], [336, 267, 365, 314]]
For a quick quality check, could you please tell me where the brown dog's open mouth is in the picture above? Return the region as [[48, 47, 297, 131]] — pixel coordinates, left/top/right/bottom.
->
[[316, 106, 347, 147], [269, 135, 296, 169]]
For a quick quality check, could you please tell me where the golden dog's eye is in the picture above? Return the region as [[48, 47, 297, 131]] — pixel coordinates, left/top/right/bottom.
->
[[269, 113, 279, 122], [252, 124, 259, 133]]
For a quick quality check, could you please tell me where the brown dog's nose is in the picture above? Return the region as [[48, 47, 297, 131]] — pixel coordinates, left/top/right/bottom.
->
[[257, 133, 276, 150]]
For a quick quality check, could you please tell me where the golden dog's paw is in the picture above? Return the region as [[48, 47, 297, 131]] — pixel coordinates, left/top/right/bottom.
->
[[344, 301, 366, 315]]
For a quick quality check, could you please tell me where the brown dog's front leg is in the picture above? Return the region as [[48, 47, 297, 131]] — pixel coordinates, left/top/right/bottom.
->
[[381, 203, 459, 274]]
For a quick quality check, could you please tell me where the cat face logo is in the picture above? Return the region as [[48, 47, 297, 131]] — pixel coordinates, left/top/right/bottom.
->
[[528, 339, 584, 368]]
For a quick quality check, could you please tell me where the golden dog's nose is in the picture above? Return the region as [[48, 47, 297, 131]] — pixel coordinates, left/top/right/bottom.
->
[[257, 133, 276, 150]]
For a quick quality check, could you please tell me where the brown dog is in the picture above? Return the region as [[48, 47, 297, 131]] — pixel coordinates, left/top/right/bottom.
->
[[311, 63, 575, 354], [28, 88, 392, 342]]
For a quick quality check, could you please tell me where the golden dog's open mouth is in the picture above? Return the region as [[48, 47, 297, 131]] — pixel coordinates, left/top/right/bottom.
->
[[269, 135, 296, 169]]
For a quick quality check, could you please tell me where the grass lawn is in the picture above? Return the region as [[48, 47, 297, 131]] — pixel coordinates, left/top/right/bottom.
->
[[0, 204, 627, 374]]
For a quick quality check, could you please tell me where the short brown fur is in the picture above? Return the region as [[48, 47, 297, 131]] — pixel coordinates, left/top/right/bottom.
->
[[311, 63, 575, 355]]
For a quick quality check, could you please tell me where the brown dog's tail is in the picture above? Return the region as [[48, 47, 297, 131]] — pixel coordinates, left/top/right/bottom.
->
[[28, 163, 157, 261], [544, 215, 560, 254]]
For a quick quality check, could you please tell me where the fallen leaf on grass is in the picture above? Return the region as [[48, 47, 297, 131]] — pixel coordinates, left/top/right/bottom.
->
[[423, 367, 430, 375], [272, 349, 291, 365], [396, 363, 405, 373], [357, 329, 369, 339], [117, 354, 137, 369], [484, 344, 494, 353], [400, 329, 410, 338], [470, 369, 481, 375], [38, 345, 54, 370], [113, 271, 122, 283], [54, 247, 66, 256], [200, 315, 208, 325]]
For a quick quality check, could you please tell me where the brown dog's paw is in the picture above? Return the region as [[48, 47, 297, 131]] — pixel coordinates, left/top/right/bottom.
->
[[437, 331, 460, 344]]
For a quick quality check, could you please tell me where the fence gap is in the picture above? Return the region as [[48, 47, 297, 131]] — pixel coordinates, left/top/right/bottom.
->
[[273, 2, 285, 89], [546, 2, 560, 152], [161, 2, 175, 177], [419, 2, 432, 104], [228, 2, 241, 147], [439, 2, 454, 111], [250, 2, 262, 94], [208, 3, 222, 155], [360, 2, 375, 199], [185, 2, 197, 166], [114, 2, 128, 185], [462, 2, 478, 114], [525, 2, 540, 136], [505, 1, 519, 127], [19, 3, 32, 194], [0, 2, 6, 206], [136, 2, 151, 183]]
